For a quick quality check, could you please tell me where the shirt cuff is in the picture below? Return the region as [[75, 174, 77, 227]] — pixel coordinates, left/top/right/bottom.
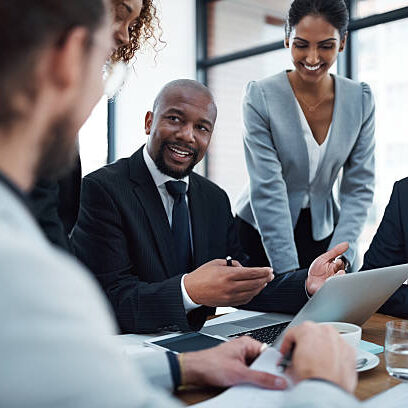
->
[[305, 279, 312, 299], [166, 351, 181, 390], [307, 377, 350, 394], [181, 274, 201, 313], [129, 350, 174, 391]]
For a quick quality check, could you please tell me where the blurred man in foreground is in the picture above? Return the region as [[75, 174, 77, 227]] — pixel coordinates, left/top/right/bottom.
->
[[0, 1, 360, 407]]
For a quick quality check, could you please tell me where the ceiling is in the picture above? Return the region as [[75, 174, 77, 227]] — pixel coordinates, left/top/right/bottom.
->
[[224, 0, 292, 19]]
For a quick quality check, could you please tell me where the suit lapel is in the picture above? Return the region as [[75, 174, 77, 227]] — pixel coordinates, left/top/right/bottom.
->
[[279, 72, 311, 179], [188, 174, 209, 269], [312, 74, 359, 185], [129, 147, 178, 278]]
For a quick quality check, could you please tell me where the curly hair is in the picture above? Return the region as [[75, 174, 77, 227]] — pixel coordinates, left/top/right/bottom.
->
[[111, 0, 163, 63]]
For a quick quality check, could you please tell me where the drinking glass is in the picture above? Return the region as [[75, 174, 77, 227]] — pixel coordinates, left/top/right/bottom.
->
[[385, 320, 408, 381]]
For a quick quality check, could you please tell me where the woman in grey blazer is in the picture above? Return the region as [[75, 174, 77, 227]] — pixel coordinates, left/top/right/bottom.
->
[[236, 0, 375, 274]]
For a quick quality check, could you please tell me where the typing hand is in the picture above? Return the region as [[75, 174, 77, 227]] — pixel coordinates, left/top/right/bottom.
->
[[280, 321, 357, 393], [184, 259, 273, 307], [180, 336, 287, 389], [306, 242, 348, 295]]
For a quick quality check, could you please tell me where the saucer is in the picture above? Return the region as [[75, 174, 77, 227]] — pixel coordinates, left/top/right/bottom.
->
[[357, 349, 380, 372]]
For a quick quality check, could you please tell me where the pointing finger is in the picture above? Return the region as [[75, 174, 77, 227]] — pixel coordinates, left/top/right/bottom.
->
[[318, 242, 349, 263]]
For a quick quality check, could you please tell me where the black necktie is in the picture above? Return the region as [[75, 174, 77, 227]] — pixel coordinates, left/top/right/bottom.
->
[[165, 181, 192, 275]]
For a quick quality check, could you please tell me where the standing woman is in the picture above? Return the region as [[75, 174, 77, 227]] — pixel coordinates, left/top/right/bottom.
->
[[235, 0, 375, 273]]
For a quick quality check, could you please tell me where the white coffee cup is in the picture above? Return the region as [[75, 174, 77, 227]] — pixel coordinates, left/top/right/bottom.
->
[[319, 322, 362, 349]]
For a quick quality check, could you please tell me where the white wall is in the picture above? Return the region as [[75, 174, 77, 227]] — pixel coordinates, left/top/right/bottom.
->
[[114, 0, 196, 160]]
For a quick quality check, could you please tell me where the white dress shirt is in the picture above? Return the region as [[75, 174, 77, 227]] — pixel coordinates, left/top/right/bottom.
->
[[295, 100, 331, 209], [143, 146, 200, 313]]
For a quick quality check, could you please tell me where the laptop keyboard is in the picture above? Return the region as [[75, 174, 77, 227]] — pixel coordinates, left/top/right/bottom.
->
[[228, 321, 290, 345]]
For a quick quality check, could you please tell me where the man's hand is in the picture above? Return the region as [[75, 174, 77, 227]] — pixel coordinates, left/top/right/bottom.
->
[[306, 242, 349, 295], [280, 321, 357, 393], [184, 259, 273, 306], [181, 336, 287, 390]]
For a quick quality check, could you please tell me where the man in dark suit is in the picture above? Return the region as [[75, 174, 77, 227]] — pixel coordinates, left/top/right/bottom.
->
[[361, 178, 408, 318], [72, 79, 347, 333]]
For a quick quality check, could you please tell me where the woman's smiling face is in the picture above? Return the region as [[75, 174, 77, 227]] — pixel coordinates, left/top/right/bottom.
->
[[286, 14, 347, 84]]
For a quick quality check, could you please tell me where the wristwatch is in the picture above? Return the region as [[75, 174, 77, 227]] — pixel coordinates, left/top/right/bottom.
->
[[338, 255, 350, 273]]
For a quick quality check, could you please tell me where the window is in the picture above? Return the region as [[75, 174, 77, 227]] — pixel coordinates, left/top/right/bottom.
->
[[198, 0, 408, 268], [207, 0, 286, 58], [79, 96, 108, 176], [354, 0, 408, 18], [207, 49, 292, 205], [355, 18, 408, 260]]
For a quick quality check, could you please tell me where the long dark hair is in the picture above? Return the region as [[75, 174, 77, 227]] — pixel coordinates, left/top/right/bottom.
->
[[285, 0, 349, 39], [0, 0, 106, 127]]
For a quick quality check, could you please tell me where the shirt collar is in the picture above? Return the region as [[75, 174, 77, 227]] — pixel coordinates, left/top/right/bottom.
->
[[143, 145, 190, 189], [0, 170, 31, 210]]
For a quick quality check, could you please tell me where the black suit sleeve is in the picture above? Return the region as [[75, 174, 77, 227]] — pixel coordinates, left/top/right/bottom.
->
[[71, 176, 199, 333], [240, 268, 309, 315], [223, 193, 249, 266], [30, 180, 71, 251], [361, 180, 408, 318], [220, 192, 309, 314], [30, 156, 81, 252]]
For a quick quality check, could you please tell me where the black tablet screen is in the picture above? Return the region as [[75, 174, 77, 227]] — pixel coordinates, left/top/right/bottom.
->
[[153, 333, 225, 353]]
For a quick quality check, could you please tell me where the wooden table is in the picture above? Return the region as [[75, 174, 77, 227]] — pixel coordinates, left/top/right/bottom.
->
[[355, 313, 401, 399], [176, 313, 404, 405]]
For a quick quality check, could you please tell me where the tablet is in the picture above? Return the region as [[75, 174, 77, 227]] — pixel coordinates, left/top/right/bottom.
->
[[144, 332, 226, 353]]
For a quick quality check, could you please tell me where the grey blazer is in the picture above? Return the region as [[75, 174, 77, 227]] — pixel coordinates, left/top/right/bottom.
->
[[0, 179, 360, 406], [236, 71, 375, 273]]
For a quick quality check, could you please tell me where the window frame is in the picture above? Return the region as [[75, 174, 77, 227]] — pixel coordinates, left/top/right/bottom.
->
[[195, 0, 408, 176]]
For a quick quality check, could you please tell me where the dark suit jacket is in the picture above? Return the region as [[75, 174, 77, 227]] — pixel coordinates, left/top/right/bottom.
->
[[71, 147, 309, 333], [361, 178, 408, 318], [30, 155, 82, 252]]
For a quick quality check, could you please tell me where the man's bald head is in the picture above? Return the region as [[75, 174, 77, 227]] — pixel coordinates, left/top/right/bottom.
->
[[152, 79, 217, 119], [145, 79, 217, 179]]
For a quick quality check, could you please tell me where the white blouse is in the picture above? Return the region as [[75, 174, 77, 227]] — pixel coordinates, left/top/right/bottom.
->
[[294, 99, 332, 209]]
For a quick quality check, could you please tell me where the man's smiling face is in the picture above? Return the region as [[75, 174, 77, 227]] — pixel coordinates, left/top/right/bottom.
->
[[145, 84, 216, 179]]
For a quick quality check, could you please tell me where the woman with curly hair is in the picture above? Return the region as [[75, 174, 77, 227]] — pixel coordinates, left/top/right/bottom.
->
[[111, 0, 161, 63], [30, 0, 161, 251]]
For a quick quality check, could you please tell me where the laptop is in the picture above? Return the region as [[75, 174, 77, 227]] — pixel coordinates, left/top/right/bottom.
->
[[201, 264, 408, 345]]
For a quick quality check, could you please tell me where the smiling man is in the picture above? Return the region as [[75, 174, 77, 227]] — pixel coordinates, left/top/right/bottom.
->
[[72, 79, 347, 334], [147, 80, 214, 179], [0, 2, 361, 407]]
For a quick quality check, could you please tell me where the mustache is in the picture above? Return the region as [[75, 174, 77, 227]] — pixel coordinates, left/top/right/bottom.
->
[[163, 141, 198, 156]]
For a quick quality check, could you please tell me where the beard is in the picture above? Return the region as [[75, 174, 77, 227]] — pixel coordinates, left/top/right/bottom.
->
[[154, 141, 199, 179], [35, 115, 79, 182]]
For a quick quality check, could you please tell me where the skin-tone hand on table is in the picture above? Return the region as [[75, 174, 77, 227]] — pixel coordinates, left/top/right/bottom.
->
[[184, 259, 273, 307], [306, 242, 349, 295], [180, 336, 287, 390], [280, 321, 357, 393]]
